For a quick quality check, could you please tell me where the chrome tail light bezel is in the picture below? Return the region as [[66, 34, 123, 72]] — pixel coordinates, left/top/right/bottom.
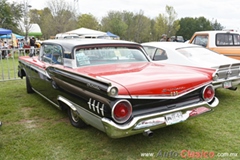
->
[[202, 84, 215, 102], [112, 100, 132, 124]]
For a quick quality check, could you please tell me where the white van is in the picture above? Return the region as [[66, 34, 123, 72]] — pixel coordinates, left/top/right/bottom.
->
[[55, 33, 80, 39]]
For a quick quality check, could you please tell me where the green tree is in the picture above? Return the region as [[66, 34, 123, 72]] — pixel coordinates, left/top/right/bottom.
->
[[177, 16, 213, 40], [196, 16, 212, 31], [176, 17, 196, 40], [121, 11, 135, 41], [46, 0, 78, 34], [154, 5, 179, 41], [211, 19, 224, 30], [0, 0, 23, 33], [149, 19, 157, 41], [77, 14, 99, 30], [101, 10, 151, 42], [29, 9, 42, 25], [154, 13, 168, 40], [39, 8, 55, 39], [132, 10, 151, 43], [101, 11, 128, 40]]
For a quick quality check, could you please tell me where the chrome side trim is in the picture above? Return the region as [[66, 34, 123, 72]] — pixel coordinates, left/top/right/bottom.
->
[[87, 98, 105, 116], [32, 88, 61, 109], [20, 60, 51, 79], [39, 93, 106, 132], [127, 82, 211, 99], [58, 97, 105, 132], [57, 96, 77, 111]]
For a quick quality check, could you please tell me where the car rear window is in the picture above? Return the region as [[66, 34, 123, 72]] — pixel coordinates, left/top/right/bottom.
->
[[216, 33, 240, 46], [75, 47, 148, 67]]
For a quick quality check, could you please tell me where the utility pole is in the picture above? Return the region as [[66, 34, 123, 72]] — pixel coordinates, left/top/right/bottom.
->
[[73, 0, 79, 14], [23, 0, 32, 41]]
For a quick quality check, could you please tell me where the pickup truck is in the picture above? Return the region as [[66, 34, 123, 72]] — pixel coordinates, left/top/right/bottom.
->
[[188, 30, 240, 60]]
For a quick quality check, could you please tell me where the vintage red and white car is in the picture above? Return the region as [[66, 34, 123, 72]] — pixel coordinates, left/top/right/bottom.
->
[[18, 39, 219, 138], [142, 42, 240, 91]]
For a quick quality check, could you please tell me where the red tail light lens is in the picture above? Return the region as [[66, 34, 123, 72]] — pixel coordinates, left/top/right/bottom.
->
[[112, 100, 132, 123], [202, 85, 215, 102]]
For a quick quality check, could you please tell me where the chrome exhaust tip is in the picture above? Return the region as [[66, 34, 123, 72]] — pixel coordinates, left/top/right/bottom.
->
[[143, 129, 154, 137]]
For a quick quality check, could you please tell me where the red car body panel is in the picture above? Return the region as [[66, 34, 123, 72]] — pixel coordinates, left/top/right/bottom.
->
[[20, 56, 215, 96], [75, 62, 215, 96]]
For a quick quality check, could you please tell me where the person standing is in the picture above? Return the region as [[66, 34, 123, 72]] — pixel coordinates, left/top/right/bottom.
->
[[30, 37, 36, 56], [160, 34, 167, 42], [18, 39, 24, 55]]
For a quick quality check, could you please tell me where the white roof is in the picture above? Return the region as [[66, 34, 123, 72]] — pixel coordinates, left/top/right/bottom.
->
[[66, 27, 106, 36], [193, 30, 239, 35], [141, 42, 240, 68]]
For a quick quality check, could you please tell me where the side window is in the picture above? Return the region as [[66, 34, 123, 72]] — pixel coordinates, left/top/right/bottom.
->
[[143, 46, 156, 59], [233, 34, 240, 45], [41, 44, 63, 64], [153, 48, 168, 61], [192, 35, 208, 47], [216, 34, 224, 45], [216, 34, 235, 46]]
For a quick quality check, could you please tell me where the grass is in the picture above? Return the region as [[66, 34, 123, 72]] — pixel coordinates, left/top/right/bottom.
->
[[0, 80, 239, 160]]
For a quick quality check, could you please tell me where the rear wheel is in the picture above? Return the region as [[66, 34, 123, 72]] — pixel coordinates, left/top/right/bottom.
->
[[26, 76, 34, 93], [68, 108, 87, 128]]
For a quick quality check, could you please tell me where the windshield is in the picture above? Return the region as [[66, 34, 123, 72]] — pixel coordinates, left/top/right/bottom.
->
[[75, 47, 148, 67]]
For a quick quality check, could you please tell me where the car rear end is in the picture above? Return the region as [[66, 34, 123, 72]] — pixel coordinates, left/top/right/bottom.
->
[[91, 64, 219, 138], [102, 83, 218, 138], [212, 63, 240, 90]]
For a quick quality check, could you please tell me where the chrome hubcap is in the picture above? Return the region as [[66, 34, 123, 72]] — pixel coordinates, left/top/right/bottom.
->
[[71, 110, 79, 122]]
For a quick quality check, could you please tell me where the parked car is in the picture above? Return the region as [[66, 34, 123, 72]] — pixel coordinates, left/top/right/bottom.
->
[[142, 42, 240, 91], [55, 33, 80, 39], [188, 30, 240, 60], [18, 39, 219, 138], [170, 36, 185, 42], [79, 34, 111, 39]]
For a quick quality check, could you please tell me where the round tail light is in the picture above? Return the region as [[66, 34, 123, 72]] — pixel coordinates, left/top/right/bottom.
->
[[202, 85, 215, 102], [112, 100, 132, 123]]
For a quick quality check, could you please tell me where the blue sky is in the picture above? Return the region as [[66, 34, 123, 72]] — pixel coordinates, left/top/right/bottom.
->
[[10, 0, 240, 30]]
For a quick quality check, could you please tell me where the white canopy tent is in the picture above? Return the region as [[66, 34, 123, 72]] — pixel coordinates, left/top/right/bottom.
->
[[66, 27, 107, 36], [19, 22, 42, 36]]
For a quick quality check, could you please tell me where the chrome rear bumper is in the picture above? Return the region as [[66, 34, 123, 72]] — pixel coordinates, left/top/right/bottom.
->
[[213, 78, 240, 90], [102, 97, 219, 138]]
